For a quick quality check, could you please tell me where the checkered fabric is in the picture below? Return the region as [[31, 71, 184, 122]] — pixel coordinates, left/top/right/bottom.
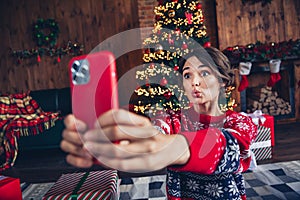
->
[[120, 175, 167, 200], [119, 161, 300, 200], [21, 161, 300, 200], [0, 92, 60, 171], [244, 161, 300, 199]]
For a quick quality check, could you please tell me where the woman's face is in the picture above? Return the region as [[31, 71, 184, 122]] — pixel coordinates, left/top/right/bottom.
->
[[182, 56, 223, 111]]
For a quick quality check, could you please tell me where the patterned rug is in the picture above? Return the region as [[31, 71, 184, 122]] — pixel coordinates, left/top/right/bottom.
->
[[21, 160, 300, 200]]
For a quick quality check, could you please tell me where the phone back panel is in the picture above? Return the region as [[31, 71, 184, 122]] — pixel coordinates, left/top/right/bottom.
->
[[69, 51, 119, 128]]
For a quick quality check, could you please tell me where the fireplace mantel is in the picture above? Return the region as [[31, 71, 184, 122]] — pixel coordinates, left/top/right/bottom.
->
[[233, 59, 300, 124]]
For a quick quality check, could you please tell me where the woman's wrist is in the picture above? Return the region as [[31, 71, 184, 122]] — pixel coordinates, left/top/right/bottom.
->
[[172, 134, 190, 165]]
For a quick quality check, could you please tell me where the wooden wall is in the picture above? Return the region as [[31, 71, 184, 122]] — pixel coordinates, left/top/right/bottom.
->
[[0, 0, 141, 93], [216, 0, 300, 50], [1, 0, 299, 94]]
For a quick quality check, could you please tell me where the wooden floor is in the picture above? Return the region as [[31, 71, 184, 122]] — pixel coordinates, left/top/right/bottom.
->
[[258, 121, 300, 164]]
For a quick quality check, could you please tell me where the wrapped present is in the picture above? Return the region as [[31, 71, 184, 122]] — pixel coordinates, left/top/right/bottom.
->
[[0, 176, 22, 200], [247, 110, 275, 161], [43, 170, 119, 200]]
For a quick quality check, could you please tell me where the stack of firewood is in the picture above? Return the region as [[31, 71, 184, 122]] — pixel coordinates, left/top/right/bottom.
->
[[246, 86, 292, 116]]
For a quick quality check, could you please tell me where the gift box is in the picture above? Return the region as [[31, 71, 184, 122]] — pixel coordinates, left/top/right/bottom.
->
[[0, 176, 22, 200], [248, 111, 275, 161], [43, 170, 119, 200]]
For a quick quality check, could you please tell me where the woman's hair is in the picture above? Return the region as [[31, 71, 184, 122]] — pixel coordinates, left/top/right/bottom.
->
[[178, 47, 234, 87]]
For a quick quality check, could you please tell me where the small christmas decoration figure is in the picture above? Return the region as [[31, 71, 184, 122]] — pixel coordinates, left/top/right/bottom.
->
[[267, 59, 281, 87], [238, 62, 252, 92]]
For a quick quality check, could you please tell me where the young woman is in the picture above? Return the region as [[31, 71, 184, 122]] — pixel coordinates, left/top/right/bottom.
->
[[61, 47, 257, 200]]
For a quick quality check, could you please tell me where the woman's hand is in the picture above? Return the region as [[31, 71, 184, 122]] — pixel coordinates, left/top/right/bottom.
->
[[83, 109, 190, 173], [60, 114, 94, 168]]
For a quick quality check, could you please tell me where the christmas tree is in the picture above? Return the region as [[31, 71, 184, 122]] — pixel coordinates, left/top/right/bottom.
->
[[130, 0, 234, 118]]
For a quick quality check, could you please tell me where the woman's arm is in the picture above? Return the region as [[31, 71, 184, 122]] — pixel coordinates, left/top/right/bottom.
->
[[169, 111, 257, 174], [79, 109, 191, 173]]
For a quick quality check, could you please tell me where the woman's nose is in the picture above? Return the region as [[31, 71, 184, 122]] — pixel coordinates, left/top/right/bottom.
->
[[192, 77, 201, 86]]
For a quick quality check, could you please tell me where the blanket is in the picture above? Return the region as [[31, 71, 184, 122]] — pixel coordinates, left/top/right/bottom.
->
[[0, 92, 60, 171]]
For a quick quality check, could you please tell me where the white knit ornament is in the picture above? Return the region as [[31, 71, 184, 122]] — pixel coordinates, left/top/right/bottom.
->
[[239, 62, 252, 75], [269, 59, 281, 73]]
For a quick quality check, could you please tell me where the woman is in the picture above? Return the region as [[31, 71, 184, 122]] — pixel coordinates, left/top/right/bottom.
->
[[61, 47, 257, 199]]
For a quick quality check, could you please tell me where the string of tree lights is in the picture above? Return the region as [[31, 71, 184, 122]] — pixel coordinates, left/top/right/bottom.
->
[[130, 0, 236, 118]]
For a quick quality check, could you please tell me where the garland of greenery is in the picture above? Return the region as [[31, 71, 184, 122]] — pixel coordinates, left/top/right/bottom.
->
[[12, 41, 84, 63], [222, 39, 300, 65], [32, 18, 60, 47]]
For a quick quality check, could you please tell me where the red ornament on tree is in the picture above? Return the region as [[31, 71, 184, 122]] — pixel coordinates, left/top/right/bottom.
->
[[182, 42, 188, 50], [173, 65, 179, 71], [37, 55, 41, 62], [203, 42, 211, 48], [185, 12, 193, 24], [160, 77, 168, 86], [196, 3, 202, 9], [164, 91, 172, 99], [149, 63, 155, 69], [57, 56, 61, 63], [172, 0, 178, 3], [145, 48, 150, 54], [175, 28, 181, 35]]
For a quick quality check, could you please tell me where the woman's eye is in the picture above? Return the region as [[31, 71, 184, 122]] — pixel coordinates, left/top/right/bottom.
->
[[200, 70, 210, 77], [183, 73, 190, 79]]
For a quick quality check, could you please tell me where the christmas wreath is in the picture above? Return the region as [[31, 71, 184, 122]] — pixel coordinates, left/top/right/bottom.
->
[[32, 18, 60, 47]]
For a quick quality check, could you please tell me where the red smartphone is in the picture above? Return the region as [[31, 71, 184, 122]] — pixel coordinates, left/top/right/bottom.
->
[[69, 51, 119, 129]]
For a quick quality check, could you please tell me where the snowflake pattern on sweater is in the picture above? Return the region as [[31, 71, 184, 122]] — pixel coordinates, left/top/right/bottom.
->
[[152, 109, 257, 200]]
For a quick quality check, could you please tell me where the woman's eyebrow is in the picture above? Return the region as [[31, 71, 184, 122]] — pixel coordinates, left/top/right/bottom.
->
[[182, 66, 190, 72], [197, 64, 209, 68]]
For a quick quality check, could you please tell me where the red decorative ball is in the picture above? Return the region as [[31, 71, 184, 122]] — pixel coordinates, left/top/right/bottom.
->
[[173, 65, 179, 71], [164, 91, 172, 99], [160, 78, 168, 86], [169, 39, 174, 45], [149, 63, 155, 69], [172, 0, 178, 2], [203, 42, 211, 48], [182, 43, 188, 50], [196, 3, 202, 9], [175, 28, 180, 35]]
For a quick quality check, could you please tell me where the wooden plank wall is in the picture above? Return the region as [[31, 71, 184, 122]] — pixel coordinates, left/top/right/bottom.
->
[[216, 0, 300, 50], [0, 0, 141, 94]]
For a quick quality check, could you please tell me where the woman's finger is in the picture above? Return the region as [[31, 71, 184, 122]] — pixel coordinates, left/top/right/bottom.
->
[[64, 114, 88, 132], [60, 140, 92, 159], [93, 153, 166, 173], [97, 109, 151, 128], [86, 134, 190, 172], [62, 129, 85, 146], [84, 133, 182, 159], [83, 124, 159, 143], [84, 139, 157, 159]]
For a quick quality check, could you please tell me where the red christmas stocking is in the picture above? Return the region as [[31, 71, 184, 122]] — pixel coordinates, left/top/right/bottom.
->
[[267, 59, 281, 87], [238, 62, 252, 92]]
